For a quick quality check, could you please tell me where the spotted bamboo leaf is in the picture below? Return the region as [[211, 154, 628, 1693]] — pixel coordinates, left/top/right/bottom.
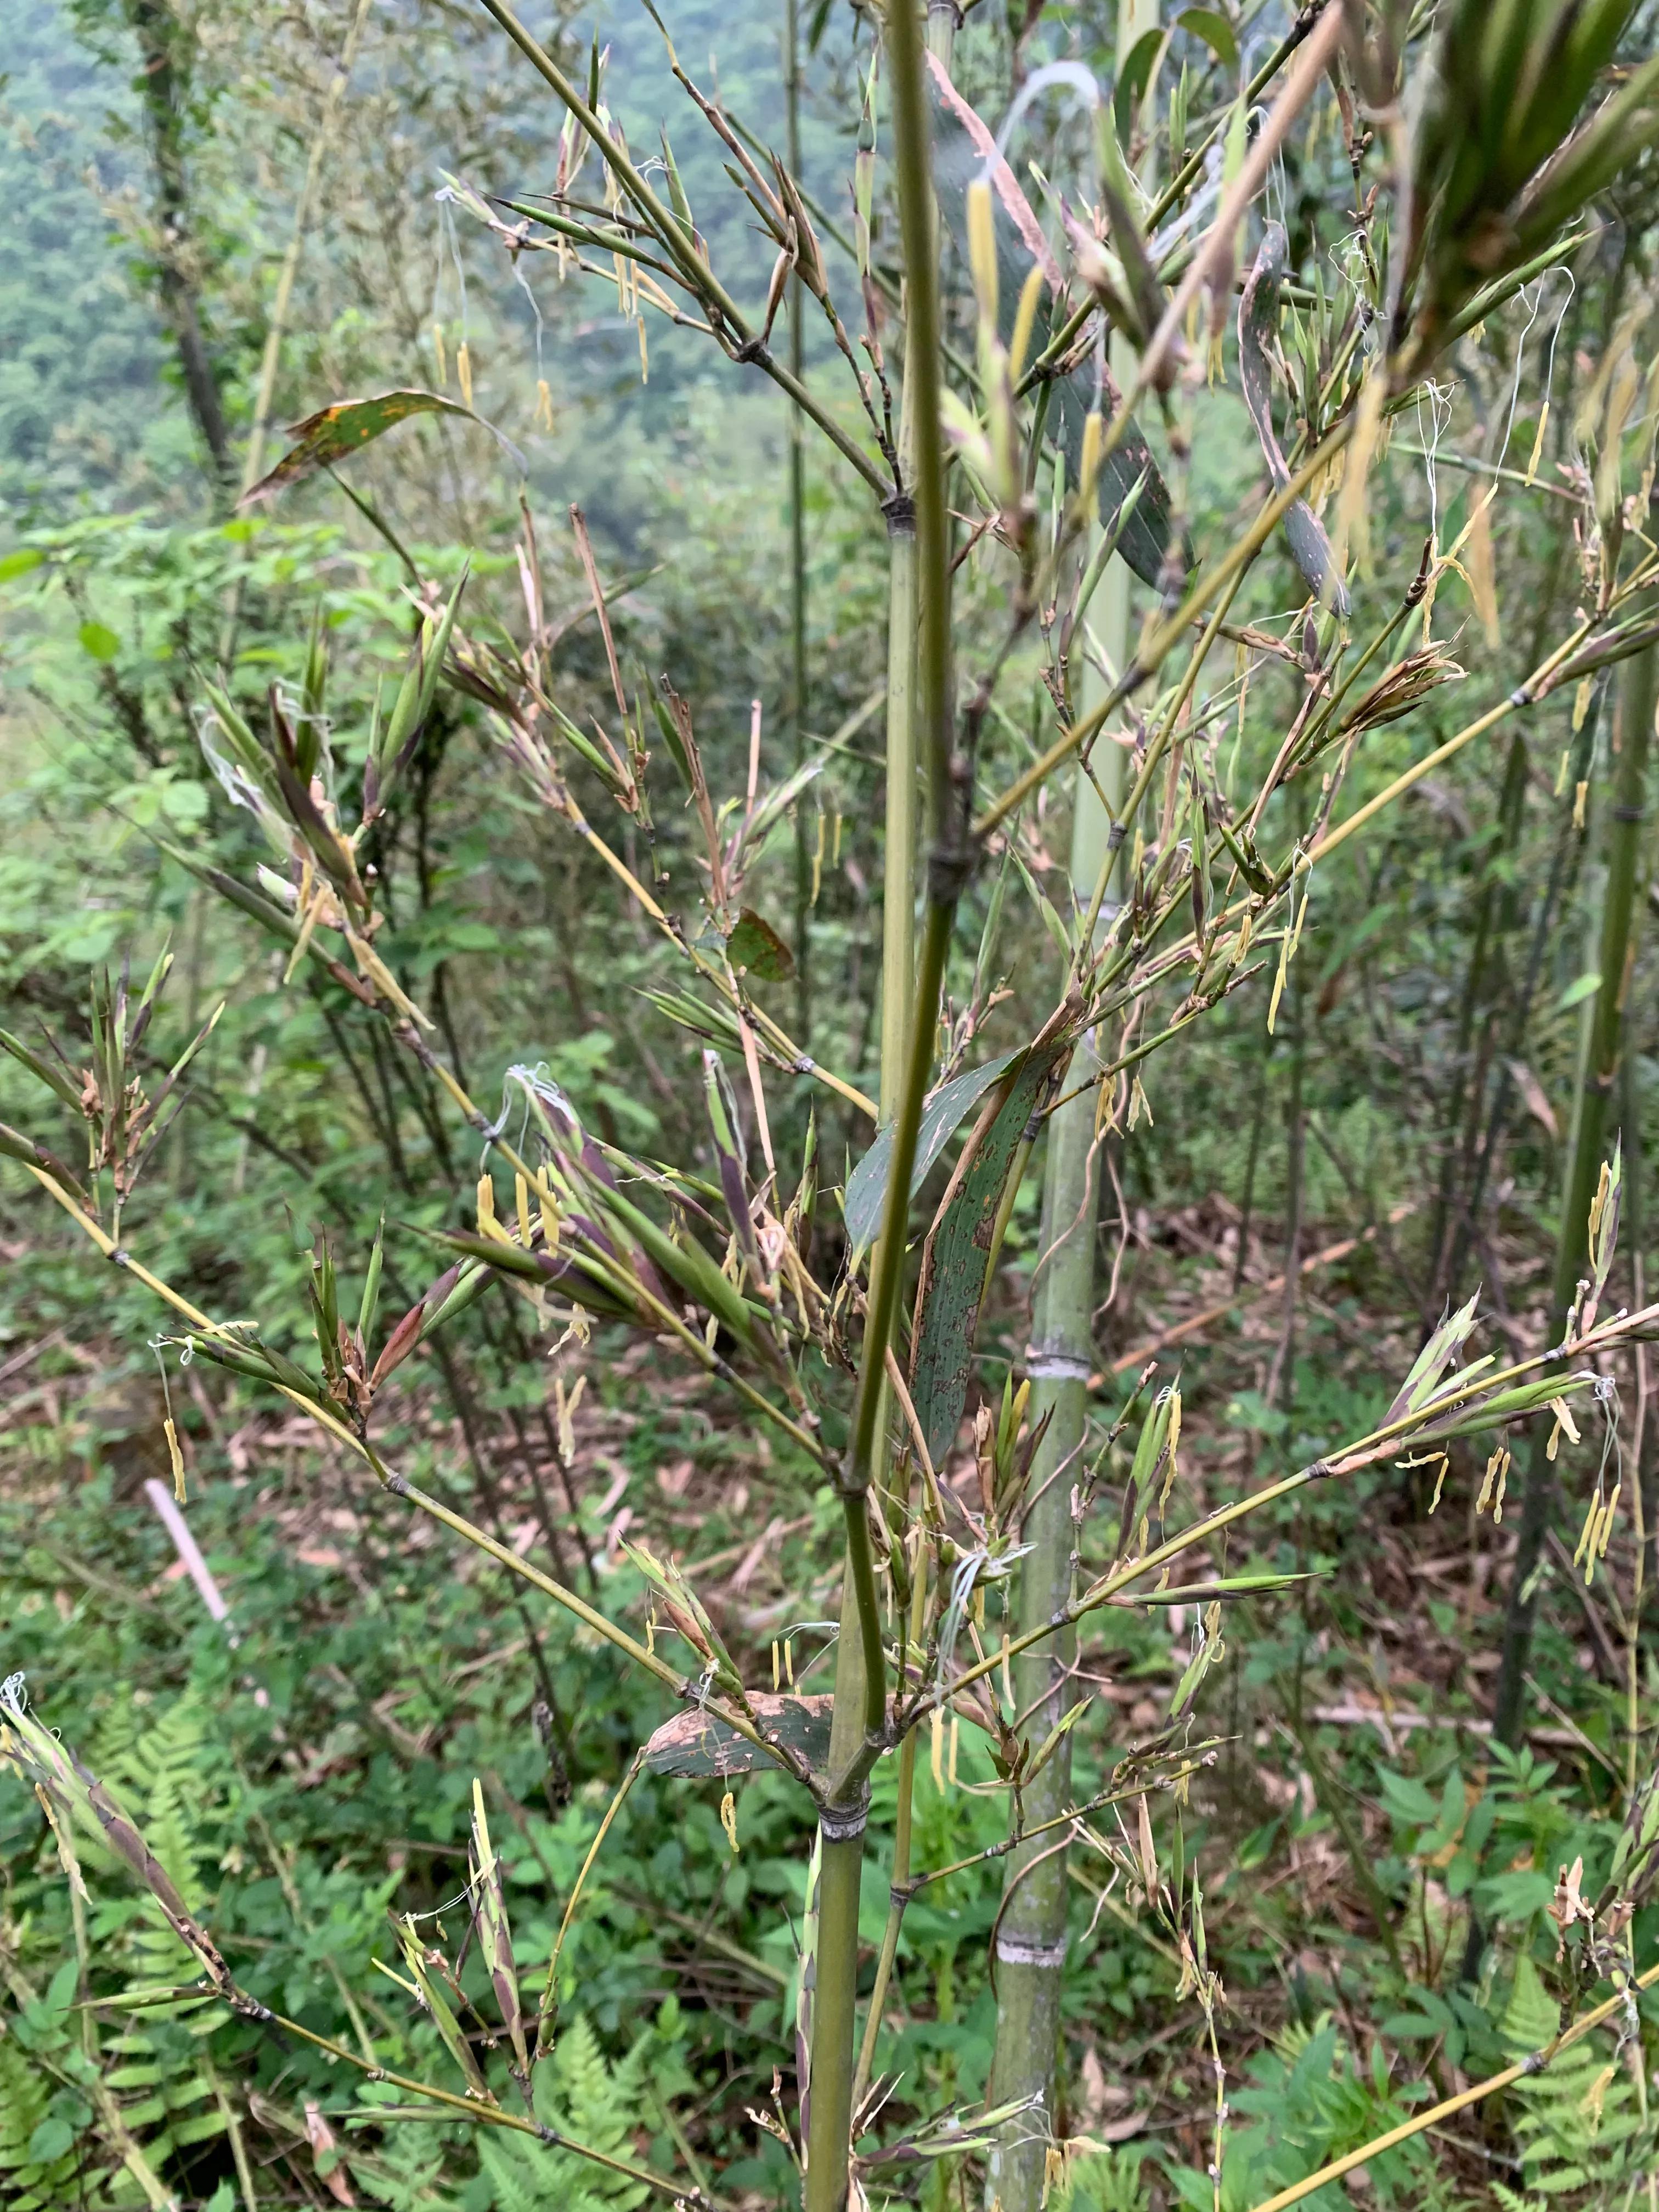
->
[[239, 391, 479, 507]]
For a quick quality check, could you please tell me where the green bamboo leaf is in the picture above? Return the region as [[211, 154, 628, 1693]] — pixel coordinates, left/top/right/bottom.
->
[[238, 391, 479, 507], [1022, 1695, 1090, 1788], [740, 754, 826, 854], [619, 1538, 740, 1684], [641, 985, 743, 1052], [358, 1218, 385, 1351], [1119, 1389, 1175, 1551], [703, 1049, 758, 1268], [863, 2095, 1043, 2168], [644, 1692, 833, 1779], [469, 1781, 529, 2085], [394, 1917, 495, 2102], [909, 1035, 1072, 1469], [1011, 847, 1075, 964], [1125, 1571, 1316, 1605], [726, 908, 796, 983], [1113, 27, 1163, 138], [1176, 8, 1238, 69], [1384, 1290, 1481, 1428], [1419, 1372, 1592, 1441], [0, 1121, 89, 1205], [0, 1027, 83, 1112], [650, 691, 695, 791], [1169, 1617, 1226, 1718], [150, 837, 302, 947], [843, 1051, 1019, 1251], [581, 1173, 758, 1347], [1, 1683, 237, 1998]]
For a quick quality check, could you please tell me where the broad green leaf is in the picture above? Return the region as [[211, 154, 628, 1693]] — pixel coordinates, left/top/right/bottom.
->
[[644, 1693, 834, 1779], [27, 2116, 75, 2164], [1177, 7, 1238, 67], [78, 620, 120, 661], [0, 547, 44, 581], [1559, 969, 1601, 1008], [239, 390, 478, 507], [909, 1036, 1071, 1468], [843, 1051, 1018, 1250], [1113, 26, 1164, 138], [726, 907, 795, 982]]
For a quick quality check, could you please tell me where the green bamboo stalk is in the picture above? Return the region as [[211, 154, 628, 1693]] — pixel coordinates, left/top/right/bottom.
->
[[805, 0, 960, 2196], [880, 511, 921, 1101], [1491, 639, 1656, 1749], [982, 749, 1114, 2210], [787, 0, 811, 1043], [984, 12, 1150, 2181], [849, 1536, 930, 2115], [813, 0, 953, 2002], [876, 0, 957, 1105]]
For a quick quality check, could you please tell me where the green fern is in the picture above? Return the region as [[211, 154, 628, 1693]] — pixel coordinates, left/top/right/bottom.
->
[[1492, 1954, 1652, 2210], [349, 2117, 468, 2211], [77, 1694, 230, 2183], [0, 2032, 84, 2210], [475, 2014, 653, 2212], [1053, 2139, 1154, 2212]]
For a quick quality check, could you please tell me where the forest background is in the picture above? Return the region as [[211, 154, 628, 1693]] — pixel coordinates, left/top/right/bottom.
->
[[3, 0, 1659, 2207]]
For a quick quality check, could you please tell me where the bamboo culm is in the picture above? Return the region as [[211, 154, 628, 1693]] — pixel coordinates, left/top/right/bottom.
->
[[805, 0, 960, 2197], [1491, 640, 1656, 1751], [983, 756, 1114, 2210], [984, 6, 1149, 2169], [786, 0, 811, 1043]]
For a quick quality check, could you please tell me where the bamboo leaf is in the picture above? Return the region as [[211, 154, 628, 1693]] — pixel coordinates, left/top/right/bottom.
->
[[644, 1693, 833, 1779], [394, 1917, 495, 2102], [0, 1121, 89, 1206], [1176, 9, 1238, 69], [469, 1780, 529, 2086], [1, 1681, 239, 2000], [703, 1049, 758, 1269], [1238, 224, 1348, 613], [726, 908, 795, 982], [0, 1028, 83, 1111], [843, 1051, 1019, 1251], [1124, 1571, 1316, 1605], [239, 391, 479, 507], [909, 1031, 1073, 1469], [1384, 1290, 1482, 1428]]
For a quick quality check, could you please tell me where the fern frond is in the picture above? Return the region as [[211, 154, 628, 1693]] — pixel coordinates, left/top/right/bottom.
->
[[1499, 1954, 1655, 2207], [0, 2035, 83, 2210]]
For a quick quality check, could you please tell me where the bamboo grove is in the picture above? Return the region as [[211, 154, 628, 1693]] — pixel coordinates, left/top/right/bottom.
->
[[7, 0, 1659, 2206]]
